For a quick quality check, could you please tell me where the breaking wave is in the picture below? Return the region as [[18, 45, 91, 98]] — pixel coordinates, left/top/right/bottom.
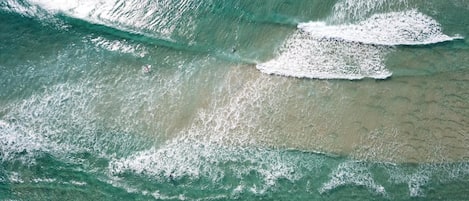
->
[[257, 10, 462, 80], [299, 10, 462, 46]]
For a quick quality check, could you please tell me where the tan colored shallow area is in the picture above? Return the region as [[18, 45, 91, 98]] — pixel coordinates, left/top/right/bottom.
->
[[276, 73, 468, 163], [174, 64, 468, 164], [81, 53, 467, 164]]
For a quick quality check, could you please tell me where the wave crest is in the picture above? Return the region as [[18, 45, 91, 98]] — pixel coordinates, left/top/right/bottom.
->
[[300, 10, 462, 46], [257, 10, 462, 80]]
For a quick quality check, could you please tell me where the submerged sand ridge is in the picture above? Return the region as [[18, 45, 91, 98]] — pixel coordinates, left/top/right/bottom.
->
[[4, 58, 465, 164], [175, 63, 468, 164], [2, 41, 466, 165]]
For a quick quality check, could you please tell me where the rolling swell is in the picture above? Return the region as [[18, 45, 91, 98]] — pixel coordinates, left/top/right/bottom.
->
[[0, 0, 231, 58], [0, 0, 321, 63]]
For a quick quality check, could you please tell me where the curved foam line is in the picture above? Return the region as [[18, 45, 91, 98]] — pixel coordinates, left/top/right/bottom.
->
[[256, 10, 463, 80], [298, 10, 463, 46], [319, 161, 387, 195]]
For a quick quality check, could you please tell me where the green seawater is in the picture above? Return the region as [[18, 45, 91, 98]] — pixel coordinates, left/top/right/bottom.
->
[[1, 0, 468, 200]]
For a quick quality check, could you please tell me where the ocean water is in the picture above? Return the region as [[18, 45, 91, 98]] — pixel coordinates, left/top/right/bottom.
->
[[0, 0, 468, 200]]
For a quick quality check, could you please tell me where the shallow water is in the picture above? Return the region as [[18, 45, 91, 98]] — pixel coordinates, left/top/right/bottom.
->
[[1, 0, 468, 200]]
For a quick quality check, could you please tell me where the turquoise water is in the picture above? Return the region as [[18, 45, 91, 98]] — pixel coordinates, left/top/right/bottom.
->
[[1, 0, 468, 200]]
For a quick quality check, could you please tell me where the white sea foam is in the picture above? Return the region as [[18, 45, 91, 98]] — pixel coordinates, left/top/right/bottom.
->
[[105, 70, 302, 194], [151, 191, 190, 201], [300, 10, 462, 46], [1, 0, 45, 17], [89, 37, 148, 57], [109, 138, 301, 194], [257, 10, 461, 80], [0, 117, 51, 163], [331, 0, 409, 22], [32, 178, 57, 183], [386, 165, 433, 197], [408, 173, 430, 197], [319, 161, 387, 196], [8, 0, 201, 41], [69, 180, 87, 186], [256, 31, 392, 80], [0, 80, 147, 164], [0, 87, 74, 163], [0, 0, 68, 28], [0, 120, 8, 128], [8, 172, 24, 184]]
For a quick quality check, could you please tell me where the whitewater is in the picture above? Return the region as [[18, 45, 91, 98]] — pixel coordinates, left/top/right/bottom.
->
[[1, 0, 468, 200]]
